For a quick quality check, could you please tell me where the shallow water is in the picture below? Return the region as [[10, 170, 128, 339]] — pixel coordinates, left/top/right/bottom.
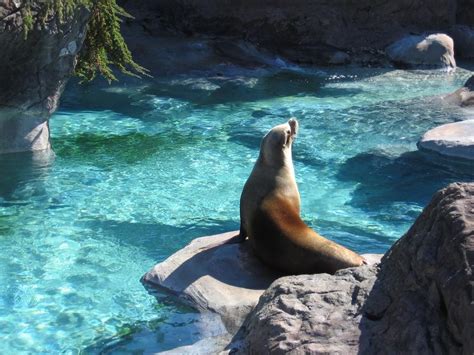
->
[[1, 65, 473, 353]]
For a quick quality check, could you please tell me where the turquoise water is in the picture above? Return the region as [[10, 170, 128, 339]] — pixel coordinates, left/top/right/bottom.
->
[[1, 65, 473, 353]]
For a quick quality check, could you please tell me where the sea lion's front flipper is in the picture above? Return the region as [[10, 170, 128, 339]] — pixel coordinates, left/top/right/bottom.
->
[[225, 232, 247, 244]]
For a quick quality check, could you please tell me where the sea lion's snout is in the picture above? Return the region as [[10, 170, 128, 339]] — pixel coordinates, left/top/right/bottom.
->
[[288, 118, 298, 136]]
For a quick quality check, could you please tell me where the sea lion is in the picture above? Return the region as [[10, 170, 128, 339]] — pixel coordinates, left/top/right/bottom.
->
[[239, 118, 365, 274]]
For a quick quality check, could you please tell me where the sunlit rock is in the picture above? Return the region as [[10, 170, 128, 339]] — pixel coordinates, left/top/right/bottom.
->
[[141, 231, 282, 334], [418, 120, 474, 161], [386, 34, 456, 70]]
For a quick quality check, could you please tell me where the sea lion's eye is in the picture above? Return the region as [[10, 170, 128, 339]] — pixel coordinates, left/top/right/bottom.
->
[[286, 130, 291, 135]]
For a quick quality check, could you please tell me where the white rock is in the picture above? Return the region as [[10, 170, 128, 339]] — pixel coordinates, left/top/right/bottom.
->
[[417, 120, 474, 160], [386, 33, 456, 69]]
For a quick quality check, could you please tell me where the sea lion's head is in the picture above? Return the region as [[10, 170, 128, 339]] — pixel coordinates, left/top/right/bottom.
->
[[260, 118, 298, 166]]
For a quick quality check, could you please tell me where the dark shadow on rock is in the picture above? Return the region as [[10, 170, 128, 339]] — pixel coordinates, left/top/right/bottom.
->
[[337, 150, 474, 211], [0, 150, 54, 201]]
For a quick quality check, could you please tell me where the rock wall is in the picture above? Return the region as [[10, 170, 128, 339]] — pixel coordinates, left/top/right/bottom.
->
[[0, 1, 91, 153], [152, 0, 458, 48], [457, 0, 474, 25], [125, 0, 474, 64]]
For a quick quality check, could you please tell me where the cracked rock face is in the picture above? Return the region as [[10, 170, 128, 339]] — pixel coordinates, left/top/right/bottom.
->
[[241, 183, 474, 354], [0, 1, 90, 153]]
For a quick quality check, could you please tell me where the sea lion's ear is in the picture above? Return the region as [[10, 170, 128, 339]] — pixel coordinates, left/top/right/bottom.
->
[[288, 118, 298, 136]]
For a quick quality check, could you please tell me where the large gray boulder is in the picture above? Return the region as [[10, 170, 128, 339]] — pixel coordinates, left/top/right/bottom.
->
[[363, 182, 474, 354], [0, 2, 91, 153], [386, 33, 456, 69], [240, 183, 474, 354], [417, 120, 474, 160], [239, 264, 380, 354]]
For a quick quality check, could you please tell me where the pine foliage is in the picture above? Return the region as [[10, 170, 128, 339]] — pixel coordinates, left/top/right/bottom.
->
[[21, 0, 148, 83]]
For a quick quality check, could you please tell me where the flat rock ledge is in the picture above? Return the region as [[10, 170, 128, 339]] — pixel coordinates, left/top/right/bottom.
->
[[141, 231, 283, 334], [417, 120, 474, 161]]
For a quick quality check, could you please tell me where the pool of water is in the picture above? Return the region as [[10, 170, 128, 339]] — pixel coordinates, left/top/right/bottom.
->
[[1, 64, 473, 353]]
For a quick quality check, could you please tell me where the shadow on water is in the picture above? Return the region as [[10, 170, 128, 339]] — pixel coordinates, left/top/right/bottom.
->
[[337, 150, 474, 211], [59, 79, 153, 119], [0, 150, 54, 201]]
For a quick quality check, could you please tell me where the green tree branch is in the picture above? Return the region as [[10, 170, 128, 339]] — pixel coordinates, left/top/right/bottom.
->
[[22, 0, 149, 83]]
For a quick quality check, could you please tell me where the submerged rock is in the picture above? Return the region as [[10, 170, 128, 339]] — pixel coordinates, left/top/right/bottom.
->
[[240, 183, 474, 354], [386, 33, 456, 69], [417, 120, 474, 160], [0, 3, 91, 154]]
